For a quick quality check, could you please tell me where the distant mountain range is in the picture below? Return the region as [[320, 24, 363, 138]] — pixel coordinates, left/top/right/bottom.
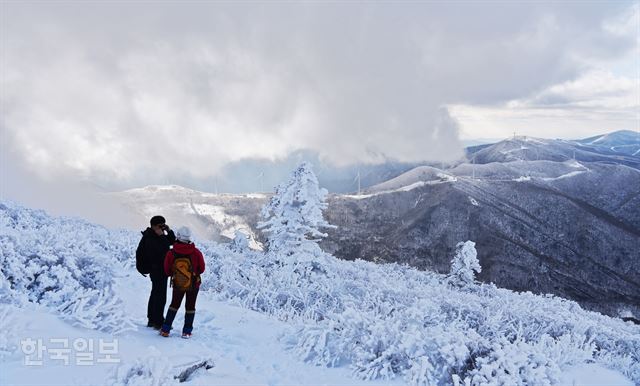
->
[[322, 160, 639, 317], [465, 130, 640, 169], [115, 130, 640, 317]]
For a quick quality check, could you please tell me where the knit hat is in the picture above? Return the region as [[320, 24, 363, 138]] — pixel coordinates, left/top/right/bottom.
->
[[150, 215, 166, 226], [176, 226, 192, 243]]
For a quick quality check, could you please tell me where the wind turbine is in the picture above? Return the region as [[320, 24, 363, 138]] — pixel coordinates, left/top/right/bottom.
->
[[472, 153, 476, 180], [353, 169, 361, 195], [212, 176, 219, 195], [257, 171, 265, 193]]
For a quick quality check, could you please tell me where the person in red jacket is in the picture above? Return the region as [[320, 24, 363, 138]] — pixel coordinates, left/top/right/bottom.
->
[[160, 226, 205, 338]]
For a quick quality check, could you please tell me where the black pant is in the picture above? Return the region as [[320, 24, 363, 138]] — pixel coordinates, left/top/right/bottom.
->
[[147, 271, 168, 325]]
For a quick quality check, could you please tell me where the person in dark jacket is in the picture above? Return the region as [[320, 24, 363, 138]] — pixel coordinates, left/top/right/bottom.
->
[[160, 226, 205, 339], [135, 215, 176, 329]]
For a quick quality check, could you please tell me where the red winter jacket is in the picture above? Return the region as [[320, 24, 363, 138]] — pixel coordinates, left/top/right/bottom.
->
[[164, 241, 206, 289]]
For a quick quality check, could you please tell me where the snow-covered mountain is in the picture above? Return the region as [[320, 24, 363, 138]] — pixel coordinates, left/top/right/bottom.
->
[[1, 200, 638, 385], [575, 130, 640, 157], [323, 160, 640, 317], [179, 130, 638, 194], [362, 166, 456, 194], [465, 130, 640, 169]]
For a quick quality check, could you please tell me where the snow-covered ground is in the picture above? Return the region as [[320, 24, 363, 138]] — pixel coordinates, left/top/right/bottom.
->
[[2, 291, 631, 386], [1, 200, 638, 385], [0, 274, 389, 386]]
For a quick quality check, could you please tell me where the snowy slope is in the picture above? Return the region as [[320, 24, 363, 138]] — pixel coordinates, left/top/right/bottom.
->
[[2, 293, 632, 386], [363, 166, 457, 194], [1, 200, 638, 385], [0, 278, 386, 385], [574, 130, 640, 156], [363, 160, 592, 194]]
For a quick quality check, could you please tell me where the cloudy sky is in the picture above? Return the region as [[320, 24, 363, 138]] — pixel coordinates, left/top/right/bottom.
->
[[0, 1, 638, 209]]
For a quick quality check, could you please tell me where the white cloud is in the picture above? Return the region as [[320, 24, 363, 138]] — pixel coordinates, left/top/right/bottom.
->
[[451, 2, 639, 141], [527, 70, 637, 109], [452, 68, 639, 140], [1, 1, 637, 189]]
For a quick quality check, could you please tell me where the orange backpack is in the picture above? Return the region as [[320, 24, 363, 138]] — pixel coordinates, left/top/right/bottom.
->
[[171, 251, 196, 291]]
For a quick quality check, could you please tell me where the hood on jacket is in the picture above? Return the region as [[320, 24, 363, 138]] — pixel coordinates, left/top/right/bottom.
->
[[172, 241, 196, 254]]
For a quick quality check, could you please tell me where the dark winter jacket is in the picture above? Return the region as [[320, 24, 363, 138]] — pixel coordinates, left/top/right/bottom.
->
[[136, 228, 176, 275], [164, 241, 205, 289]]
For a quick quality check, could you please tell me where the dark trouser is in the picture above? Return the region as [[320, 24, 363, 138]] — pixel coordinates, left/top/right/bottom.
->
[[162, 287, 199, 334], [147, 271, 168, 325]]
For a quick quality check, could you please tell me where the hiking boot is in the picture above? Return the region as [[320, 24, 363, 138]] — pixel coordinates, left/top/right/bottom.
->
[[152, 324, 162, 330], [159, 330, 170, 337], [181, 333, 192, 339]]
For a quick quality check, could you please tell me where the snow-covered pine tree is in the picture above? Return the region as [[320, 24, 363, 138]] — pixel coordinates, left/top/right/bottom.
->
[[230, 229, 251, 253], [258, 162, 336, 266], [449, 240, 481, 287]]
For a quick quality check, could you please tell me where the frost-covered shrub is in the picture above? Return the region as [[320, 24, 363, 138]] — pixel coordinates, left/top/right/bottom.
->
[[201, 234, 639, 386], [0, 201, 137, 333], [448, 240, 481, 287], [243, 254, 638, 385], [202, 238, 343, 321], [596, 350, 640, 384], [291, 300, 482, 385], [466, 334, 595, 386], [108, 347, 177, 386]]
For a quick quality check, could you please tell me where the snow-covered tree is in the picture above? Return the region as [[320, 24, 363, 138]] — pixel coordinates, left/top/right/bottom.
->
[[449, 240, 481, 287], [258, 162, 336, 264], [230, 229, 251, 253]]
